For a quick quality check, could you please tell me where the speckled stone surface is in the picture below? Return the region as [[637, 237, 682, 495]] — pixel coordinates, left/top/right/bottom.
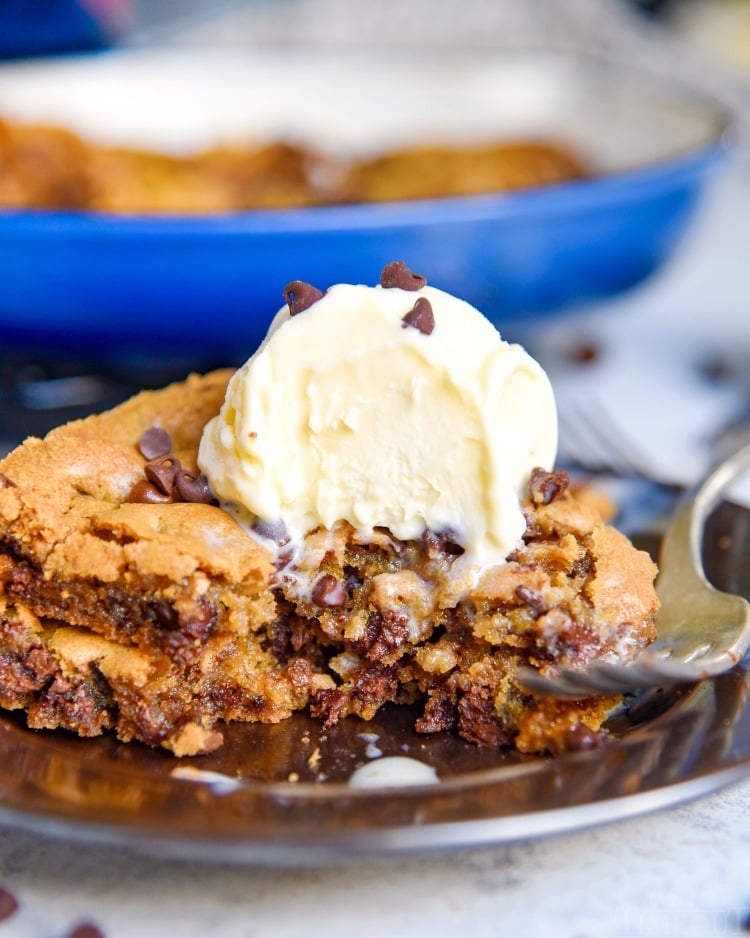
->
[[1, 776, 749, 938]]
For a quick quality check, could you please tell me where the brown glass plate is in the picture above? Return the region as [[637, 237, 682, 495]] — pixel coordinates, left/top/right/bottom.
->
[[0, 503, 748, 864]]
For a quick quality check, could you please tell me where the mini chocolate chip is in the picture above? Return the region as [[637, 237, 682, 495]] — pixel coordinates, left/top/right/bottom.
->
[[173, 470, 217, 505], [252, 519, 290, 546], [283, 280, 325, 316], [422, 529, 465, 558], [380, 260, 427, 290], [402, 297, 434, 335], [138, 427, 172, 461], [566, 723, 604, 751], [529, 467, 569, 505], [567, 341, 600, 365], [699, 354, 732, 384], [182, 602, 216, 642], [152, 599, 179, 630], [274, 546, 294, 570], [0, 887, 18, 922], [127, 480, 172, 504], [0, 473, 16, 489], [145, 455, 181, 496], [515, 584, 547, 614], [311, 573, 346, 607], [67, 922, 106, 938]]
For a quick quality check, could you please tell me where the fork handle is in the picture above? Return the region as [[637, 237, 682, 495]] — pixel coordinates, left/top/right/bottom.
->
[[657, 441, 750, 596]]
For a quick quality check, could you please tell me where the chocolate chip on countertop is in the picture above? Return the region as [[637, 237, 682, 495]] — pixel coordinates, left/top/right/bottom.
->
[[529, 467, 569, 505], [137, 426, 172, 461], [402, 297, 435, 335], [283, 280, 325, 316], [67, 922, 106, 938], [566, 340, 600, 366], [699, 353, 733, 384], [0, 887, 18, 922], [311, 573, 347, 607], [380, 260, 427, 291]]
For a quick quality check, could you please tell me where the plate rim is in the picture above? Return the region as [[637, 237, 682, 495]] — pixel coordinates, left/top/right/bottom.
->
[[1, 665, 749, 864]]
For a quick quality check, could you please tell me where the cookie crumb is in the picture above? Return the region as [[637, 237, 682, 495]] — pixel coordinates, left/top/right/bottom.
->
[[308, 746, 322, 768]]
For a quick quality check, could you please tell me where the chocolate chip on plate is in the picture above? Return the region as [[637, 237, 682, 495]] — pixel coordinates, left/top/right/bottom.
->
[[380, 260, 427, 291], [138, 427, 172, 461], [402, 297, 435, 335], [283, 280, 325, 316], [566, 340, 600, 366]]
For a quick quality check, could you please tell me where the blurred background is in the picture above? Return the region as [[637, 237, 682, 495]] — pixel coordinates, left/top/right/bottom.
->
[[0, 0, 749, 520], [2, 1, 747, 75]]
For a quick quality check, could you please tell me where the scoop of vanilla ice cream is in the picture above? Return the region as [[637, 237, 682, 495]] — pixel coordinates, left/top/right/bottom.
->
[[198, 279, 557, 568]]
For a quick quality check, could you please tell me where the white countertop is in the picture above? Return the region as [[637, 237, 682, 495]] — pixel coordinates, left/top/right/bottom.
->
[[1, 773, 750, 938]]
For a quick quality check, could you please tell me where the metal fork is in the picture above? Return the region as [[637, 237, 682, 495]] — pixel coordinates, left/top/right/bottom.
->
[[520, 441, 750, 699], [557, 398, 681, 490]]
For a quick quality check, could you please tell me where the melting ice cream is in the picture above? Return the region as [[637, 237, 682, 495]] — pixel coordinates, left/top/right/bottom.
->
[[198, 262, 557, 570]]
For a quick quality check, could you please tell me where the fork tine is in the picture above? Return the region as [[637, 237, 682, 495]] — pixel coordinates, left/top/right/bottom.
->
[[573, 399, 656, 481], [557, 406, 616, 474], [521, 657, 683, 699], [521, 633, 746, 699], [516, 667, 581, 698], [520, 641, 746, 701], [556, 394, 668, 484], [521, 672, 618, 698], [517, 665, 633, 698]]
